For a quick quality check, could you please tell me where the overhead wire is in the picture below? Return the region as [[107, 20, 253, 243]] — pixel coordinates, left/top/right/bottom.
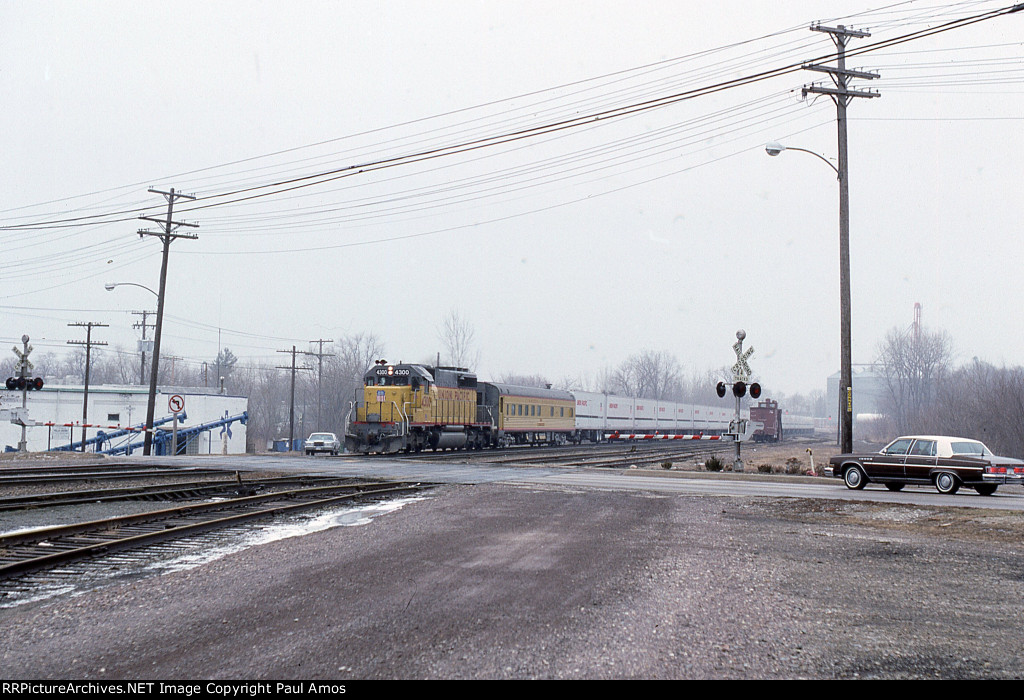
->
[[4, 0, 1023, 364], [3, 2, 1017, 238]]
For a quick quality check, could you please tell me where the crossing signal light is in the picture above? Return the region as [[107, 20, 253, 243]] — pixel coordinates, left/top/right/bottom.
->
[[6, 376, 43, 390], [749, 382, 761, 399], [732, 381, 746, 398], [716, 381, 726, 398]]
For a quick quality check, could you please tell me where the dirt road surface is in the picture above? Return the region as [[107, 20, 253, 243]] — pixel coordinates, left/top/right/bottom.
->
[[1, 482, 1022, 679]]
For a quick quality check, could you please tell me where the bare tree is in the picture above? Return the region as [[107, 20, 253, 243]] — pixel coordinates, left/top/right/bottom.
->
[[877, 325, 954, 434], [320, 332, 385, 436], [677, 366, 728, 404], [613, 350, 682, 400], [929, 360, 1024, 458], [232, 362, 288, 452], [495, 372, 551, 388], [437, 309, 479, 369]]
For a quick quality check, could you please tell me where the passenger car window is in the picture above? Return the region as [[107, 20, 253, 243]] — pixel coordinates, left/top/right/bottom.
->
[[910, 440, 936, 456]]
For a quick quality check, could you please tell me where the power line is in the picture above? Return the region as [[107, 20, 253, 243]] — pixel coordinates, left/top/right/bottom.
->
[[6, 2, 1020, 235]]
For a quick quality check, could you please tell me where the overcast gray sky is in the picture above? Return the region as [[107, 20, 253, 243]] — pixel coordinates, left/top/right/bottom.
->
[[2, 0, 1021, 397]]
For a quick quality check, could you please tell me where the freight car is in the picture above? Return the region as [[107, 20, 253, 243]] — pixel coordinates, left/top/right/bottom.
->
[[346, 362, 741, 454], [750, 398, 817, 442]]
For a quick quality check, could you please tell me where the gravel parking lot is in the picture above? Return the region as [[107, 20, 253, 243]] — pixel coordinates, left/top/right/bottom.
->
[[1, 482, 1022, 679]]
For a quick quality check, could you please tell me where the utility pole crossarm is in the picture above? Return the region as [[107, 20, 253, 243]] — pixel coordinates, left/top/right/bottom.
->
[[803, 84, 880, 100], [138, 188, 199, 240], [803, 64, 880, 81], [810, 23, 871, 38]]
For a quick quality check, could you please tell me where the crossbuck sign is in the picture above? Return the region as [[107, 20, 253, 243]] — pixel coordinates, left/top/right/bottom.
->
[[731, 340, 754, 383]]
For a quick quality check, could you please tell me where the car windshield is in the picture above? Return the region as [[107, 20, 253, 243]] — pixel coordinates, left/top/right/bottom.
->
[[950, 441, 990, 456], [309, 433, 334, 441]]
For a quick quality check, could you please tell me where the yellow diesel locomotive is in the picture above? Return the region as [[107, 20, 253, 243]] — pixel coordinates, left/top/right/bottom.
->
[[345, 362, 575, 454]]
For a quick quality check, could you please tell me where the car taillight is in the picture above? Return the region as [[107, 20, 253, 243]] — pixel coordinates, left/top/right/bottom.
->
[[1014, 467, 1024, 475], [989, 466, 1007, 475]]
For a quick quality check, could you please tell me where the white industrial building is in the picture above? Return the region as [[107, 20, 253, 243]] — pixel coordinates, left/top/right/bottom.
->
[[0, 384, 248, 455]]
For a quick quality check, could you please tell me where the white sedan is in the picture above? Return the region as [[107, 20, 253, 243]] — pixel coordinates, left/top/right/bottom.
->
[[305, 432, 340, 456]]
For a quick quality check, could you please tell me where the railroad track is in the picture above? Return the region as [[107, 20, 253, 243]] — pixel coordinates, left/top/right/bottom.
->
[[401, 440, 729, 469], [0, 463, 235, 486], [0, 474, 347, 512], [0, 479, 429, 597]]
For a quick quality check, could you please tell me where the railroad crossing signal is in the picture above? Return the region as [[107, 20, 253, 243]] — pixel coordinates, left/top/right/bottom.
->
[[719, 329, 760, 399], [11, 340, 33, 374], [5, 377, 44, 391], [7, 335, 43, 391], [731, 339, 754, 382], [717, 380, 761, 399]]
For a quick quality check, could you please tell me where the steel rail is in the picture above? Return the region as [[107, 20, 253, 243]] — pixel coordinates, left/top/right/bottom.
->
[[0, 482, 426, 580]]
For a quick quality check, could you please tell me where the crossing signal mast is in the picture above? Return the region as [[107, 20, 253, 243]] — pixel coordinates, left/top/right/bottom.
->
[[7, 334, 43, 452], [715, 330, 764, 472]]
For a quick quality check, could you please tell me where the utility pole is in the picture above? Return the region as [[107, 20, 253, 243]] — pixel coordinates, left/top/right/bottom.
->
[[138, 187, 198, 456], [277, 346, 312, 450], [163, 355, 183, 384], [803, 24, 878, 455], [305, 339, 334, 431], [131, 309, 155, 385], [68, 322, 108, 452]]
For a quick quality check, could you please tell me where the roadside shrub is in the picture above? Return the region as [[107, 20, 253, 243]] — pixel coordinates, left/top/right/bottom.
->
[[705, 455, 724, 472], [757, 463, 773, 473], [785, 456, 802, 475], [661, 461, 672, 470]]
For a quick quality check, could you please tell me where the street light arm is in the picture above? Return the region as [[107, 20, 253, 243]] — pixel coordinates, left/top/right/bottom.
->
[[764, 143, 840, 178], [105, 281, 159, 298]]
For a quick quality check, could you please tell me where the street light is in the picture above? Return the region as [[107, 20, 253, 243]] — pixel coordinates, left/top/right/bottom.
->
[[105, 281, 158, 297], [766, 140, 853, 454], [105, 281, 161, 447], [765, 142, 839, 177]]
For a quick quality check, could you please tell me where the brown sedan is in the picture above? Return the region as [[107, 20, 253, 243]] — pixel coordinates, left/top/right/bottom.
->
[[826, 435, 1024, 496]]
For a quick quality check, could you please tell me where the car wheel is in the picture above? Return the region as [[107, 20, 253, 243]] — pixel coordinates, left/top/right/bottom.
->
[[973, 484, 998, 496], [843, 465, 867, 490], [934, 471, 960, 495], [885, 482, 904, 492]]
